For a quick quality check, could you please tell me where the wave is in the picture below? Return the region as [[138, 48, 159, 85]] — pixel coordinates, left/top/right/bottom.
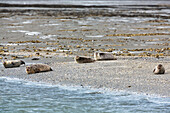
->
[[0, 76, 169, 99]]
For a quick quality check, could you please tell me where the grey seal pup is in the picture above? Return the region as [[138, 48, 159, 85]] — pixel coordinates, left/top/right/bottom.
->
[[94, 52, 117, 61], [26, 64, 53, 74], [75, 56, 95, 63], [153, 64, 165, 74], [3, 60, 25, 68]]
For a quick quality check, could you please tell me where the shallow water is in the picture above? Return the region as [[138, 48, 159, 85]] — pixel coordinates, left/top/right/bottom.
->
[[0, 77, 170, 113]]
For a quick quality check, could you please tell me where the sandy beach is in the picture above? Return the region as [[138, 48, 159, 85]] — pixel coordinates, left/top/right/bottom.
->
[[0, 4, 170, 97]]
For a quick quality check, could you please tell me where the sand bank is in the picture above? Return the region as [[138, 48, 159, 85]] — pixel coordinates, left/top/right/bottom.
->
[[1, 56, 170, 97]]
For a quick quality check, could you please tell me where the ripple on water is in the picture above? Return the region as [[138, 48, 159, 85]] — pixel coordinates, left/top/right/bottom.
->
[[0, 77, 170, 113]]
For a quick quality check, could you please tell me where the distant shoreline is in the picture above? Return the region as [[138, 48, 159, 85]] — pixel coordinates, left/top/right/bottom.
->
[[0, 3, 170, 9]]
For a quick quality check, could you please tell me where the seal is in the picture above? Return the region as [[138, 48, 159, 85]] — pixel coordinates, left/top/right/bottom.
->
[[75, 56, 95, 63], [26, 64, 53, 74], [3, 60, 25, 68], [153, 64, 165, 74], [94, 52, 117, 61]]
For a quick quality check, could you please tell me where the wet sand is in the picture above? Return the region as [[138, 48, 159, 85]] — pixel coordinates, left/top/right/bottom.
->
[[0, 4, 170, 97]]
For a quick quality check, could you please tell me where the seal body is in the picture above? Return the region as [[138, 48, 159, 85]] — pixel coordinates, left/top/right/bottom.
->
[[153, 64, 165, 74], [26, 64, 53, 74], [94, 52, 117, 61], [3, 60, 25, 68], [75, 56, 95, 63]]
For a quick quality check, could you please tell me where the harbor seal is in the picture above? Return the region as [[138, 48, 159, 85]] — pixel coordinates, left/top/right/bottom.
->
[[3, 60, 25, 68], [75, 56, 95, 63], [26, 64, 53, 74], [153, 64, 165, 74], [94, 52, 117, 61]]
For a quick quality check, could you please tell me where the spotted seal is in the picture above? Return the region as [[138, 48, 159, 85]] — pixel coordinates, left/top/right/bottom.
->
[[75, 56, 95, 63], [26, 64, 53, 74], [94, 52, 117, 61], [153, 64, 165, 74], [3, 60, 25, 68]]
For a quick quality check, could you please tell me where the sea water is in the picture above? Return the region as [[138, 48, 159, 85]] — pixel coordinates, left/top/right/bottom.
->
[[0, 77, 170, 113]]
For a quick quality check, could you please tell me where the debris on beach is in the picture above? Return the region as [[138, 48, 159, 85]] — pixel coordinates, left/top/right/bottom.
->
[[153, 64, 165, 74], [75, 56, 95, 63], [94, 52, 117, 61], [3, 60, 25, 68], [26, 64, 53, 74]]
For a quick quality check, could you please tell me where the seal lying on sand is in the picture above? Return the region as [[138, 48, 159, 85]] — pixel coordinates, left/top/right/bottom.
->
[[3, 60, 25, 68], [75, 56, 95, 63], [26, 64, 53, 74], [94, 52, 117, 61], [153, 64, 165, 74]]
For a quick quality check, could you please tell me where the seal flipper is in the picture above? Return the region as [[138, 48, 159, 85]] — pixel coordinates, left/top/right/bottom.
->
[[162, 70, 165, 74]]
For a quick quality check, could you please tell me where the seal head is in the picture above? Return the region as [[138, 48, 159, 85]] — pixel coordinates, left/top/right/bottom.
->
[[153, 64, 165, 74], [20, 60, 25, 65]]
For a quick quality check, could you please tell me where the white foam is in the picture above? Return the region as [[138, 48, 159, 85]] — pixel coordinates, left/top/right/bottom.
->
[[161, 9, 170, 13], [10, 30, 28, 33], [129, 51, 149, 54], [10, 30, 41, 36], [25, 32, 41, 36], [86, 35, 104, 38], [40, 35, 56, 40], [0, 76, 56, 88], [22, 20, 34, 24], [40, 24, 60, 26], [0, 77, 24, 83], [156, 26, 170, 29], [145, 41, 162, 45], [120, 37, 131, 39], [108, 27, 117, 30], [0, 43, 18, 46], [23, 81, 58, 88], [112, 50, 122, 54], [2, 18, 13, 20], [6, 26, 23, 28], [147, 97, 170, 104], [0, 43, 39, 46]]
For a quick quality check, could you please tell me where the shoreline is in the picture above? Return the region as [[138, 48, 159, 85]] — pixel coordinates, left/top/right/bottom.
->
[[1, 3, 170, 7], [1, 56, 170, 97], [0, 74, 168, 99]]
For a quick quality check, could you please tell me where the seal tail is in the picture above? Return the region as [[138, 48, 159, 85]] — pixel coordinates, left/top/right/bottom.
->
[[50, 68, 53, 71]]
